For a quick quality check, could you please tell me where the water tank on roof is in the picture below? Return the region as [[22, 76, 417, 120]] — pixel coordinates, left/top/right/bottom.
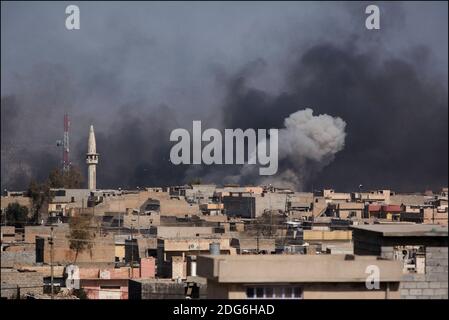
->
[[209, 242, 220, 255]]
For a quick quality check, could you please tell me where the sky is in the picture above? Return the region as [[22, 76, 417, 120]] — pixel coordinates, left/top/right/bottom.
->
[[1, 1, 448, 192]]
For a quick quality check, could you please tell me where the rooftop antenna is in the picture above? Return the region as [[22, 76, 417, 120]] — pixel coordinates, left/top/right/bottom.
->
[[57, 113, 71, 172], [63, 113, 70, 172]]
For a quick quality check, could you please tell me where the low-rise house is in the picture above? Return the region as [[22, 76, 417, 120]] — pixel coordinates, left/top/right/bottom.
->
[[35, 233, 116, 265], [364, 205, 402, 220], [157, 237, 233, 280], [230, 237, 276, 254], [335, 202, 365, 219], [73, 257, 155, 299]]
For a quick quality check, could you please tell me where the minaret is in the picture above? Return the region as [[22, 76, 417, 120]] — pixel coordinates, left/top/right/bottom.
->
[[86, 125, 99, 190]]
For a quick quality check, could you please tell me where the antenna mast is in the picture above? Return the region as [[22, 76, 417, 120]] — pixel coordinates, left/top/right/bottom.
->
[[62, 113, 71, 172]]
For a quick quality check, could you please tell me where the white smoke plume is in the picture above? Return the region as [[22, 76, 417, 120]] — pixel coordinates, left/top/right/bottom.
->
[[238, 108, 347, 190]]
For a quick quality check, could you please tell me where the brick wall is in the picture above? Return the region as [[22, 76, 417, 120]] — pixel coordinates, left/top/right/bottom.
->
[[400, 246, 448, 299]]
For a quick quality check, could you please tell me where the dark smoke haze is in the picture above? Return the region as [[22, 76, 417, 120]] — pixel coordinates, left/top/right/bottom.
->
[[1, 2, 447, 192]]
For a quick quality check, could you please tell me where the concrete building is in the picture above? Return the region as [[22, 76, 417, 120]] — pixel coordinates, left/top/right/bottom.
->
[[35, 232, 116, 265], [199, 203, 224, 215], [352, 224, 448, 299], [86, 125, 99, 190], [24, 225, 70, 244], [151, 226, 214, 238], [185, 184, 217, 204], [223, 192, 255, 218], [364, 204, 402, 220], [287, 192, 313, 214], [333, 202, 365, 219], [157, 237, 232, 279], [197, 254, 402, 299], [1, 226, 16, 244], [400, 206, 448, 226], [48, 189, 92, 216], [353, 190, 393, 204], [72, 257, 155, 299], [302, 230, 352, 242], [230, 237, 276, 254], [128, 278, 187, 299], [223, 190, 289, 218], [320, 189, 351, 203]]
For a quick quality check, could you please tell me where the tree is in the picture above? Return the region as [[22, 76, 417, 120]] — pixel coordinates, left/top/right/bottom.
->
[[48, 166, 84, 189], [252, 210, 285, 237], [64, 166, 84, 189], [4, 203, 29, 227], [188, 177, 202, 185], [27, 180, 52, 224], [68, 213, 94, 263], [72, 288, 88, 299], [26, 166, 84, 225], [48, 168, 65, 188]]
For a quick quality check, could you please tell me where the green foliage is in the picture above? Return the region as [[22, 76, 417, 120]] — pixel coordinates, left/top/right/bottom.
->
[[4, 203, 29, 227]]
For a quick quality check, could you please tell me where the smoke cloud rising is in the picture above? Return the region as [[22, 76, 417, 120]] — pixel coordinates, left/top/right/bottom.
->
[[1, 2, 447, 192], [207, 108, 347, 189]]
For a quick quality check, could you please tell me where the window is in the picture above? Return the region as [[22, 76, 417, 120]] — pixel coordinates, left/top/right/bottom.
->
[[393, 245, 426, 274], [246, 286, 303, 299]]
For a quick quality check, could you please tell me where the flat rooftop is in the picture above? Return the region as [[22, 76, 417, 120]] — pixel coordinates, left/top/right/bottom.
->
[[352, 224, 448, 237], [197, 254, 403, 283]]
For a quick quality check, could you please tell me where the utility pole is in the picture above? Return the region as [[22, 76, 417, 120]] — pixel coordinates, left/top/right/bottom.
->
[[432, 205, 435, 224], [256, 227, 260, 254], [130, 225, 134, 279], [50, 226, 54, 299]]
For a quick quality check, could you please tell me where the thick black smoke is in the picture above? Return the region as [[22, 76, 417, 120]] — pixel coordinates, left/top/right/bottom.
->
[[216, 41, 448, 191], [1, 2, 447, 192]]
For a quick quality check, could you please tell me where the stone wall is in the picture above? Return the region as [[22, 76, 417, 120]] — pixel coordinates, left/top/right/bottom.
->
[[1, 269, 43, 299], [1, 250, 36, 268]]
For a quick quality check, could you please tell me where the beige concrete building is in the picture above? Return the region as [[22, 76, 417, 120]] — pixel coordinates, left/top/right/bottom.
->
[[321, 189, 351, 203], [353, 190, 393, 204], [36, 232, 116, 265], [303, 230, 352, 242], [197, 254, 402, 299], [1, 226, 16, 244], [335, 202, 365, 219], [91, 190, 200, 217], [157, 237, 233, 279]]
